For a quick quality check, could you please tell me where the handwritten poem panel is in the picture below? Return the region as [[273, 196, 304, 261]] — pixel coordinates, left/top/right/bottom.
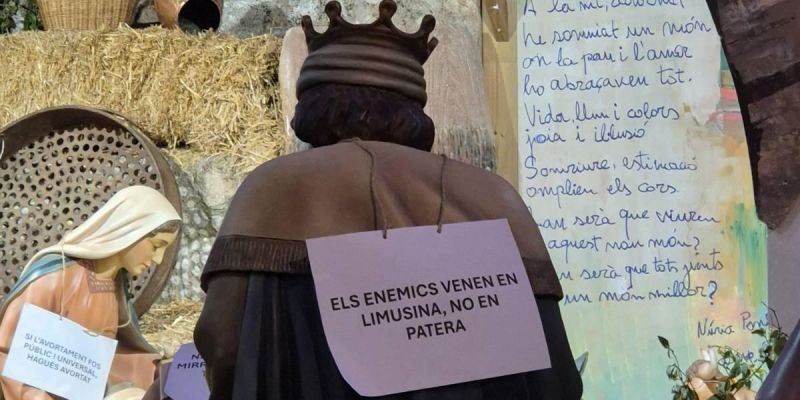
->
[[516, 1, 768, 398]]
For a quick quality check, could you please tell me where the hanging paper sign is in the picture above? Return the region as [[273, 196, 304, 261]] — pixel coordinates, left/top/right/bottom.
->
[[164, 343, 209, 400], [2, 303, 117, 400], [307, 219, 550, 397]]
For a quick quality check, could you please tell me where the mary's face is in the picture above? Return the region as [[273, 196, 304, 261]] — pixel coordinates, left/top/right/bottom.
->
[[119, 231, 178, 277]]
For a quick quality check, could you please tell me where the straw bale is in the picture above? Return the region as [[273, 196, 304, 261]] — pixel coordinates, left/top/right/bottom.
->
[[0, 26, 283, 169], [140, 299, 202, 359], [163, 148, 210, 169]]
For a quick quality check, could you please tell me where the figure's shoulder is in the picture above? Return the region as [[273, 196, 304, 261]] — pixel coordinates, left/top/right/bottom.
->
[[433, 155, 520, 205], [449, 158, 515, 189], [242, 143, 354, 184], [22, 254, 80, 278], [220, 147, 352, 237], [19, 256, 82, 291]]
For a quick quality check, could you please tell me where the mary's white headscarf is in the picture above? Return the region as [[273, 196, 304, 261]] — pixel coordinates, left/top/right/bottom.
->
[[23, 185, 182, 273]]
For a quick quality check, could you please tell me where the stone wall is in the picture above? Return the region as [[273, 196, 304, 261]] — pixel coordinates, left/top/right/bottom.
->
[[135, 0, 480, 39], [158, 155, 246, 302]]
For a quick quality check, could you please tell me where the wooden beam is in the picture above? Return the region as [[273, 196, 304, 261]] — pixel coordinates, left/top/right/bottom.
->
[[483, 0, 510, 42], [481, 1, 518, 187]]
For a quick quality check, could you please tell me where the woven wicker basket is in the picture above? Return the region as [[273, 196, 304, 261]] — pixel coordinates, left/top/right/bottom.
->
[[39, 0, 137, 31]]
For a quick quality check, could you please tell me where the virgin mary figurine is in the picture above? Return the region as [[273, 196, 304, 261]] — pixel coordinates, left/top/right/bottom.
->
[[0, 185, 181, 400]]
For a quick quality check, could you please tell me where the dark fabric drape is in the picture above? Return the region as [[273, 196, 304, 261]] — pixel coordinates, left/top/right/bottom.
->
[[196, 272, 582, 400], [201, 236, 563, 299]]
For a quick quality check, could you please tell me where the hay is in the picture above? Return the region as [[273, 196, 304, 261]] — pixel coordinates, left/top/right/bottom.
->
[[163, 148, 211, 169], [0, 26, 284, 170], [140, 300, 202, 359]]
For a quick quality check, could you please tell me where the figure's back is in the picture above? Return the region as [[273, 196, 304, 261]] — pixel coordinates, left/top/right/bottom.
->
[[220, 140, 548, 260], [199, 140, 582, 400]]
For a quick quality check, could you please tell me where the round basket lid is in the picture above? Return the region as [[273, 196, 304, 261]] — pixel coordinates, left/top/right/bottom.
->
[[0, 106, 182, 316]]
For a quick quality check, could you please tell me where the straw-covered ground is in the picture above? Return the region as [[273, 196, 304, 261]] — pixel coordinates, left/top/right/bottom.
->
[[140, 300, 203, 358]]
